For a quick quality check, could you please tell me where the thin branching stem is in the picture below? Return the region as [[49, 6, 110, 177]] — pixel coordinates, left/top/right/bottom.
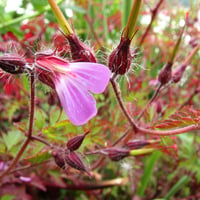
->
[[110, 77, 138, 132], [111, 77, 200, 137]]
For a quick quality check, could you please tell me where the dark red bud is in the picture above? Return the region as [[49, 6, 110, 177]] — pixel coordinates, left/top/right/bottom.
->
[[126, 140, 150, 149], [108, 147, 130, 161], [47, 92, 57, 105], [37, 71, 55, 89], [66, 34, 96, 62], [172, 64, 187, 83], [67, 131, 89, 151], [0, 54, 27, 74], [65, 152, 90, 176], [108, 36, 132, 75], [158, 62, 172, 85], [52, 150, 65, 169]]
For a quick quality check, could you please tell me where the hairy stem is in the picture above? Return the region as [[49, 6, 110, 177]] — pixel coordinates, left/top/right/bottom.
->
[[110, 78, 138, 132], [111, 78, 200, 136]]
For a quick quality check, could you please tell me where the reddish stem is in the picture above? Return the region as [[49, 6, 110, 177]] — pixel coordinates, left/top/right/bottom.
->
[[111, 77, 200, 137], [110, 78, 138, 132]]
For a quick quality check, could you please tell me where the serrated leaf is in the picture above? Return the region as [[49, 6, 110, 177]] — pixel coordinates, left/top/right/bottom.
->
[[153, 106, 200, 129], [24, 151, 51, 163], [2, 130, 23, 151]]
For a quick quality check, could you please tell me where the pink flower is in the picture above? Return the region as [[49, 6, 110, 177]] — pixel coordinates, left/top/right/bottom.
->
[[35, 52, 110, 126]]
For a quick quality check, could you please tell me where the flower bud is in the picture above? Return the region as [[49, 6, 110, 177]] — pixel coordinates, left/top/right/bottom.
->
[[126, 140, 150, 149], [65, 152, 90, 176], [158, 62, 172, 85], [172, 64, 187, 83], [0, 53, 27, 74], [108, 37, 132, 75], [52, 150, 65, 169], [107, 147, 130, 161], [67, 131, 89, 151], [66, 34, 96, 62]]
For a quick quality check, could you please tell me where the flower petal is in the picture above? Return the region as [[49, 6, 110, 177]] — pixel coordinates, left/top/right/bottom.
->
[[55, 75, 97, 126], [69, 62, 110, 93]]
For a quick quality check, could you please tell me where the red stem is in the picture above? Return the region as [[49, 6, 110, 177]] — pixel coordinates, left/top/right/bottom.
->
[[110, 78, 138, 132], [111, 77, 200, 137]]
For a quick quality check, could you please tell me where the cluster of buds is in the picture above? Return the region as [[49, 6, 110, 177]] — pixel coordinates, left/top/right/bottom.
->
[[93, 138, 161, 162], [52, 131, 91, 176]]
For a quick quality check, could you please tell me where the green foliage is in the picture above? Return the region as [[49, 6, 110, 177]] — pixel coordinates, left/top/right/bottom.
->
[[0, 195, 15, 200], [137, 151, 161, 197], [164, 175, 190, 199], [2, 130, 23, 151]]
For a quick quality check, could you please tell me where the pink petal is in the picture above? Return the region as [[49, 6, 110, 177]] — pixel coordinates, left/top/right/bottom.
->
[[55, 75, 97, 125], [69, 62, 110, 93]]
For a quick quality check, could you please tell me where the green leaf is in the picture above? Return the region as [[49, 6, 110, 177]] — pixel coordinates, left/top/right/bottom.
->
[[137, 151, 161, 197], [30, 0, 47, 11], [3, 130, 23, 151], [35, 108, 46, 130], [164, 175, 190, 199], [7, 102, 19, 122], [0, 194, 15, 200]]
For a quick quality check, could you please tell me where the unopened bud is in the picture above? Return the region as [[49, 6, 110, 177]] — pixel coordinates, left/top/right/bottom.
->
[[66, 34, 96, 62], [36, 71, 55, 89], [67, 131, 89, 151], [107, 147, 130, 161], [126, 140, 150, 149], [108, 37, 132, 75], [52, 150, 65, 169], [172, 64, 187, 83], [65, 152, 90, 175], [158, 62, 172, 85], [0, 53, 27, 74]]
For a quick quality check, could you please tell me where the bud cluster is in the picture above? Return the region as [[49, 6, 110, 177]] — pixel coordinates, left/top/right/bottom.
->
[[53, 131, 90, 176]]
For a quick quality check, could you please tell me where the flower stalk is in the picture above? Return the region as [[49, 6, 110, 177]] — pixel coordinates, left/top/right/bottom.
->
[[123, 0, 142, 39], [47, 0, 73, 36]]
